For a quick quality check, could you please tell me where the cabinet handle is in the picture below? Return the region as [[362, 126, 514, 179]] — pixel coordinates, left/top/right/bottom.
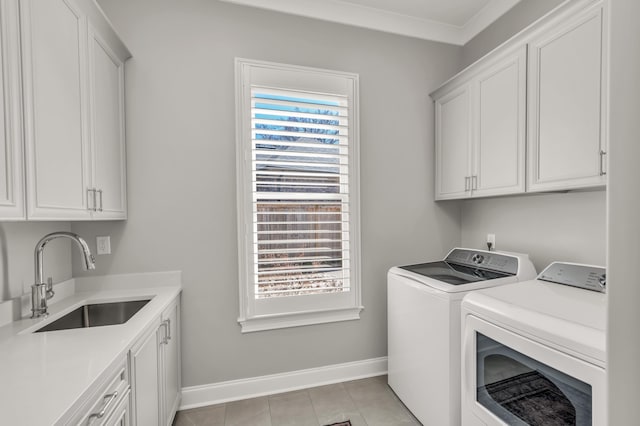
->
[[464, 176, 470, 191], [472, 175, 478, 190], [166, 318, 172, 341], [97, 189, 103, 212], [88, 391, 118, 420], [160, 321, 169, 344], [599, 150, 607, 176], [92, 188, 98, 212]]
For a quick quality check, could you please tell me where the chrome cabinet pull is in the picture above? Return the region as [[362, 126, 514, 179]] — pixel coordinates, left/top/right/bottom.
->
[[160, 321, 169, 344], [472, 175, 478, 190], [88, 391, 118, 420], [97, 189, 103, 212], [166, 318, 172, 341], [599, 150, 607, 176], [92, 188, 98, 212], [464, 176, 470, 191]]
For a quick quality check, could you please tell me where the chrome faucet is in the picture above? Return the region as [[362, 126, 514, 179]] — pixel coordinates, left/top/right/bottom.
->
[[31, 232, 96, 318]]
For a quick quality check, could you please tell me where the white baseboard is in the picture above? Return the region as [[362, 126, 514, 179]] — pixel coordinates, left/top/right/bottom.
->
[[180, 356, 388, 410]]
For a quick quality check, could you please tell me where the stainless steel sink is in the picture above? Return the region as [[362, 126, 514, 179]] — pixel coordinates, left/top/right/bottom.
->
[[35, 299, 151, 332]]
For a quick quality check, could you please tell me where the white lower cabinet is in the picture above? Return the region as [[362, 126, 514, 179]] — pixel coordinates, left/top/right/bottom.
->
[[65, 358, 130, 425], [103, 389, 131, 426], [161, 300, 181, 426], [130, 297, 181, 426], [130, 318, 161, 425]]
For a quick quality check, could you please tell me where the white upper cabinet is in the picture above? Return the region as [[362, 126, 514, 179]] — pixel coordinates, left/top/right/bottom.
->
[[471, 46, 526, 198], [433, 46, 526, 200], [432, 0, 608, 200], [527, 2, 607, 192], [0, 1, 25, 220], [89, 25, 127, 219], [22, 0, 91, 219], [21, 0, 130, 220], [434, 85, 472, 200]]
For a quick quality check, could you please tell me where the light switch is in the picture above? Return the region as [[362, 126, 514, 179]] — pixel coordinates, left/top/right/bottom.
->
[[96, 236, 111, 255]]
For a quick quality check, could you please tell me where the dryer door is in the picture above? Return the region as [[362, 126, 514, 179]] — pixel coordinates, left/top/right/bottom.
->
[[462, 315, 606, 426]]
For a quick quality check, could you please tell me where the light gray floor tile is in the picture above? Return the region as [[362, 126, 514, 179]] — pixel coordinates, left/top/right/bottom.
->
[[268, 390, 319, 426], [308, 383, 362, 426], [172, 375, 425, 426], [345, 376, 419, 426], [225, 396, 272, 426], [173, 410, 195, 426], [180, 404, 227, 426]]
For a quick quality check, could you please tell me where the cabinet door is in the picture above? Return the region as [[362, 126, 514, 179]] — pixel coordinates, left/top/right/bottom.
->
[[89, 25, 127, 219], [527, 3, 607, 192], [434, 85, 472, 200], [130, 324, 161, 426], [21, 0, 92, 219], [471, 46, 526, 198], [161, 301, 181, 426], [0, 1, 24, 220]]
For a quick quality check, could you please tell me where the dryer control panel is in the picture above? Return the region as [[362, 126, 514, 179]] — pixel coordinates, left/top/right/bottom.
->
[[538, 262, 606, 293]]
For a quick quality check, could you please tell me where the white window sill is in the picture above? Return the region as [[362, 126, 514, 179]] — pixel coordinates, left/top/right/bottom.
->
[[238, 306, 363, 333]]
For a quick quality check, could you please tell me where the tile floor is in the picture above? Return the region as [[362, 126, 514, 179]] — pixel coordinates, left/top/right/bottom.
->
[[173, 375, 421, 426]]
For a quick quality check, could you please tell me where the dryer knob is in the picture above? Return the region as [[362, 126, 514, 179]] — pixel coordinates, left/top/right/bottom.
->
[[598, 274, 606, 288], [472, 254, 485, 264]]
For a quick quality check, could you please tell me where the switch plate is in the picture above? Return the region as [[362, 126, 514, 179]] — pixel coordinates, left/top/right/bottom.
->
[[96, 236, 111, 255]]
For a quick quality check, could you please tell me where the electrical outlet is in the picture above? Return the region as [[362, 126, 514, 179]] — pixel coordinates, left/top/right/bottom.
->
[[487, 233, 496, 250], [96, 236, 111, 255]]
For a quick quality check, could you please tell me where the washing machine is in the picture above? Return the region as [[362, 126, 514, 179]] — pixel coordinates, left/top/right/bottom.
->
[[461, 262, 607, 425], [387, 248, 536, 426]]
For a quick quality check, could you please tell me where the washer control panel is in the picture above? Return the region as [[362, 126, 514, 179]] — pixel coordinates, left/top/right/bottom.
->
[[538, 262, 606, 293], [445, 249, 518, 275]]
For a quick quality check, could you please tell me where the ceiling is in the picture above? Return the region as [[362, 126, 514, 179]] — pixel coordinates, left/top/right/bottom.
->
[[218, 0, 521, 45]]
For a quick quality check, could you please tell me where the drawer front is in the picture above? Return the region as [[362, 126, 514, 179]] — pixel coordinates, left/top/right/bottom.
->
[[67, 358, 130, 425]]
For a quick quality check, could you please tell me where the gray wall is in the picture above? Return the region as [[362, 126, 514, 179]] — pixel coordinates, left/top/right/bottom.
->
[[461, 191, 606, 272], [607, 0, 640, 422], [461, 0, 565, 69], [458, 0, 607, 272], [0, 222, 72, 303], [74, 0, 462, 387]]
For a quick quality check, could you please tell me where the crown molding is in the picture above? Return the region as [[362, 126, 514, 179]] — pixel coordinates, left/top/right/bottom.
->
[[219, 0, 520, 45]]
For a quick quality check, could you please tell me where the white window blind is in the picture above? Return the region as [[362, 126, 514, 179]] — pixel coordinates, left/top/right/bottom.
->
[[252, 87, 351, 298], [236, 59, 361, 332]]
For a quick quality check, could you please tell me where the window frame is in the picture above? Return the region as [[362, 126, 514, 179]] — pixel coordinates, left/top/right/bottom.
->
[[235, 58, 362, 333]]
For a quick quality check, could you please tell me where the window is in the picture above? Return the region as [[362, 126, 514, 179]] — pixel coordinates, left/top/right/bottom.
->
[[235, 58, 362, 332]]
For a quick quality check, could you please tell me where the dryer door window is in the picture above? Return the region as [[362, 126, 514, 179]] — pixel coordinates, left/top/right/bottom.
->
[[476, 332, 592, 425]]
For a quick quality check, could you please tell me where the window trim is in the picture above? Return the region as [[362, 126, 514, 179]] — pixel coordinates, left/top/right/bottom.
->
[[235, 58, 362, 333]]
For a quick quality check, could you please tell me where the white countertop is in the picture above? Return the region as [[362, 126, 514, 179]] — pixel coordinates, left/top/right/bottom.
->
[[0, 271, 181, 425]]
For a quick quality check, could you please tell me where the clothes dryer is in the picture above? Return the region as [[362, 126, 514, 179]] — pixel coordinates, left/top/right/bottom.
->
[[461, 262, 607, 425]]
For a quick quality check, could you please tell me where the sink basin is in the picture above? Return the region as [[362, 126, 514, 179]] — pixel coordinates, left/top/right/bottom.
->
[[35, 299, 151, 332]]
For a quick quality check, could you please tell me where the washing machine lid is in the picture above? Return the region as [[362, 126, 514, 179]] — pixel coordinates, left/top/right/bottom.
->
[[399, 261, 511, 285], [462, 263, 607, 365], [398, 248, 519, 285]]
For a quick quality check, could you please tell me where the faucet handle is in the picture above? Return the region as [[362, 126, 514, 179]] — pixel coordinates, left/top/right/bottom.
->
[[46, 277, 55, 300]]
